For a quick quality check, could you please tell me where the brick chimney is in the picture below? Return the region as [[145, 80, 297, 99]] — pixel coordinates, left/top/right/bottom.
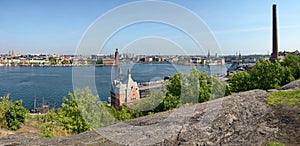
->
[[271, 4, 278, 61]]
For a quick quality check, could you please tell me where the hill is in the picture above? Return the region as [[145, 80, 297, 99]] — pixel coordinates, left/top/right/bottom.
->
[[0, 80, 300, 145]]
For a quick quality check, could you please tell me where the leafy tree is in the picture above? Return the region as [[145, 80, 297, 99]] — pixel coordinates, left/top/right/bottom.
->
[[229, 71, 252, 92], [194, 69, 212, 103], [160, 93, 180, 111], [96, 58, 103, 64], [165, 72, 184, 97], [49, 56, 57, 65], [250, 59, 294, 90], [211, 77, 229, 99], [39, 109, 59, 138], [229, 59, 294, 92], [160, 72, 184, 110], [61, 60, 70, 64], [115, 105, 132, 121], [74, 88, 116, 129], [57, 92, 90, 134], [38, 88, 118, 137], [130, 91, 164, 114], [281, 54, 300, 79], [0, 94, 28, 130], [155, 67, 228, 111]]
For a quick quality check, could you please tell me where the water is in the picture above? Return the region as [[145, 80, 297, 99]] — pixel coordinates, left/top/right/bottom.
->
[[0, 64, 227, 109]]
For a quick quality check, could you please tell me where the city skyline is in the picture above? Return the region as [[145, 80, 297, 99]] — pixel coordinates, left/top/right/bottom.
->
[[1, 0, 300, 55]]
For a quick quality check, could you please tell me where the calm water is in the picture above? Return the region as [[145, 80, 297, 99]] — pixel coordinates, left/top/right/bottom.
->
[[0, 64, 228, 109]]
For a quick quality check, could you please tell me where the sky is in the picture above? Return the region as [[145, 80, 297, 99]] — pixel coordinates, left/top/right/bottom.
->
[[0, 0, 300, 55]]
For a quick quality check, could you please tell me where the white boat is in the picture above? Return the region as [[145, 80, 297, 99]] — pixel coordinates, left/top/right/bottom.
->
[[207, 62, 219, 66]]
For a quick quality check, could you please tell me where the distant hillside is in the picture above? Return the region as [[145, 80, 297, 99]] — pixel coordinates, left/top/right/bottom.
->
[[1, 80, 300, 145]]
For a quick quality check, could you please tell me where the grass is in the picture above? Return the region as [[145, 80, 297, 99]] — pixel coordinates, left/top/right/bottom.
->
[[266, 89, 300, 107], [265, 142, 285, 146], [16, 127, 38, 133]]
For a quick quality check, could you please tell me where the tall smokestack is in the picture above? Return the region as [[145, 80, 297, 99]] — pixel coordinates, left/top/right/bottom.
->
[[115, 48, 119, 65], [271, 4, 278, 60]]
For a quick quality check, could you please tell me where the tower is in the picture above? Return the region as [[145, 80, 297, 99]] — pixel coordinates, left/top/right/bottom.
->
[[115, 48, 119, 65], [271, 4, 278, 61], [207, 50, 210, 59]]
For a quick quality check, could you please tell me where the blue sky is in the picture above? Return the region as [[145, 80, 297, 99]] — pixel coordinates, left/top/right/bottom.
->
[[0, 0, 300, 55]]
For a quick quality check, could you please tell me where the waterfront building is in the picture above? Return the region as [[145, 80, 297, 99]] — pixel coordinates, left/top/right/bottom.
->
[[102, 58, 115, 65], [110, 69, 140, 109]]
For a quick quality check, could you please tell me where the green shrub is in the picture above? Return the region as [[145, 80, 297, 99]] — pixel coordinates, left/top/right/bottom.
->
[[229, 59, 294, 92], [0, 94, 28, 130]]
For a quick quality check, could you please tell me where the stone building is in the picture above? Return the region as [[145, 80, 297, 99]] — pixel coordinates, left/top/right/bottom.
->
[[110, 69, 140, 109]]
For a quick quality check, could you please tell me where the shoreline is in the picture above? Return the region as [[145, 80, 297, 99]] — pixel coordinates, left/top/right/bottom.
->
[[0, 62, 229, 67]]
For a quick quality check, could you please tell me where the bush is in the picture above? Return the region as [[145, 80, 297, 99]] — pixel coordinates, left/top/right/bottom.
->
[[229, 59, 294, 92], [0, 94, 28, 130], [281, 54, 300, 79], [251, 59, 294, 90], [57, 92, 90, 134]]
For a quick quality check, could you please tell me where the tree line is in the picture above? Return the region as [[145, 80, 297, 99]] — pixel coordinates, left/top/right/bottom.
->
[[229, 54, 300, 92]]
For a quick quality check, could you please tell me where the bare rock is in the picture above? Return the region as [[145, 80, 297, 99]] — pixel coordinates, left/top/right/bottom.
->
[[280, 79, 300, 90]]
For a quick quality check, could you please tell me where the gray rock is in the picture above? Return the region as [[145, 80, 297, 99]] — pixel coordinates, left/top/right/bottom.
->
[[280, 79, 300, 90]]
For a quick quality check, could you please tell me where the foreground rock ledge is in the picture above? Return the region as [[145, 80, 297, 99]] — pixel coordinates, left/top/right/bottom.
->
[[0, 89, 299, 146]]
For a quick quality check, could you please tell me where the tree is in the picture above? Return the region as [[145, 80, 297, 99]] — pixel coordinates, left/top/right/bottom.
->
[[96, 58, 103, 64], [250, 59, 294, 90], [229, 71, 252, 92], [74, 88, 116, 129], [165, 72, 184, 97], [39, 109, 59, 138], [229, 59, 294, 92], [57, 92, 90, 134], [49, 56, 57, 65], [38, 88, 118, 137], [281, 54, 300, 79], [156, 67, 228, 111], [0, 94, 28, 130], [160, 72, 184, 110], [211, 77, 229, 99], [130, 91, 164, 114], [61, 60, 70, 64]]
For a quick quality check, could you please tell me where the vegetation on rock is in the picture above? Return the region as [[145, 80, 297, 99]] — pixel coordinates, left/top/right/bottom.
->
[[266, 141, 285, 146], [267, 89, 300, 107]]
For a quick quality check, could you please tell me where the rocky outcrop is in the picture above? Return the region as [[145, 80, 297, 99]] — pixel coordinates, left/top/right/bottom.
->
[[280, 79, 300, 90], [0, 89, 299, 145]]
